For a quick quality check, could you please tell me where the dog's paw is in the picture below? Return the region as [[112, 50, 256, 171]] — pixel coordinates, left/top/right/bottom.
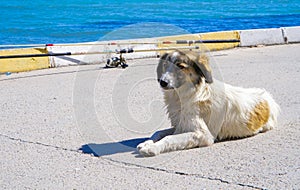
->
[[137, 140, 154, 151], [139, 145, 160, 157], [137, 140, 160, 157]]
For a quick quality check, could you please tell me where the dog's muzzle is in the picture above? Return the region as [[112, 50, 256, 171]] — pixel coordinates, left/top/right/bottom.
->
[[158, 79, 173, 90], [160, 80, 168, 88]]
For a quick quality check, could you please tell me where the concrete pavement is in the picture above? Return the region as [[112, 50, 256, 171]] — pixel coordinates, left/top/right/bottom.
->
[[0, 44, 299, 189]]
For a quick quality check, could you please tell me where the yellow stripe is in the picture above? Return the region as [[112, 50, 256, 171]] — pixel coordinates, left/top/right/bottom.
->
[[0, 48, 50, 73], [199, 31, 240, 51], [0, 31, 240, 73]]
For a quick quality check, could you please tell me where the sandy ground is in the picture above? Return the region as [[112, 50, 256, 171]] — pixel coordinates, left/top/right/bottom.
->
[[0, 44, 299, 189]]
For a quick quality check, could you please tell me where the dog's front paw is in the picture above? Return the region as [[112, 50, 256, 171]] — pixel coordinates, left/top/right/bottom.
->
[[137, 140, 154, 151], [137, 140, 160, 157]]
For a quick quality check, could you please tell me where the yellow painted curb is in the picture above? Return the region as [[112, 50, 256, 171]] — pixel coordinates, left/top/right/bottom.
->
[[0, 48, 50, 73], [0, 30, 240, 73], [157, 31, 240, 55], [199, 31, 240, 51]]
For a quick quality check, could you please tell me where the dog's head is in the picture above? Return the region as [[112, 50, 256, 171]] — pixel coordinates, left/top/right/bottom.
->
[[157, 50, 213, 90]]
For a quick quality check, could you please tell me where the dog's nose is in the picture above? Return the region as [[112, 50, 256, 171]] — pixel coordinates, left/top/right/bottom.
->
[[159, 80, 168, 88]]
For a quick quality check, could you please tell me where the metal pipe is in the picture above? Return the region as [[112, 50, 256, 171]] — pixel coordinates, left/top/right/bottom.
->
[[0, 39, 240, 48], [0, 46, 200, 59]]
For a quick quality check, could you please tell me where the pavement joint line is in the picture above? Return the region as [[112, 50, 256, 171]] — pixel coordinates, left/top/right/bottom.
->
[[84, 152, 267, 190], [101, 157, 267, 190], [0, 133, 80, 154], [1, 132, 267, 189]]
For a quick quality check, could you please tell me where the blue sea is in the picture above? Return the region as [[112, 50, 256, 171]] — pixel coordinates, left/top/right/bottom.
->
[[0, 0, 300, 45]]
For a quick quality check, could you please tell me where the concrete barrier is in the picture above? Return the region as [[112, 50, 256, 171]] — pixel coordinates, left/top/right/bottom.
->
[[157, 31, 239, 55], [239, 28, 285, 47], [49, 30, 240, 67], [281, 26, 300, 43], [47, 38, 157, 67], [1, 26, 299, 73], [0, 48, 50, 73], [199, 31, 240, 51], [157, 34, 201, 55], [47, 42, 107, 67]]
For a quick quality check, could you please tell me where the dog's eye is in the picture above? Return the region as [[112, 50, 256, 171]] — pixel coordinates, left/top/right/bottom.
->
[[177, 63, 188, 69]]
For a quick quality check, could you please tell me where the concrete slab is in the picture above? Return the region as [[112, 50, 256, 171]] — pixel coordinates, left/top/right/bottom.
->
[[240, 28, 285, 47], [0, 44, 299, 189], [47, 39, 158, 67], [0, 48, 50, 73], [282, 26, 300, 43]]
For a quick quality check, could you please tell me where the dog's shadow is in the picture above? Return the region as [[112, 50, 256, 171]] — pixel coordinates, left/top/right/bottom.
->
[[79, 138, 149, 157]]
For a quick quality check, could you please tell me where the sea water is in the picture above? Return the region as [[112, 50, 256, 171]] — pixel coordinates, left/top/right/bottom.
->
[[0, 0, 299, 44]]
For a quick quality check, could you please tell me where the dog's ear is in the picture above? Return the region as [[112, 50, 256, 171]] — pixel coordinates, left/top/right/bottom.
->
[[195, 54, 213, 83], [160, 52, 169, 60]]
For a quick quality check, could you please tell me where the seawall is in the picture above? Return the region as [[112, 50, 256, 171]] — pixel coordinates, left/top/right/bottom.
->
[[0, 26, 299, 73]]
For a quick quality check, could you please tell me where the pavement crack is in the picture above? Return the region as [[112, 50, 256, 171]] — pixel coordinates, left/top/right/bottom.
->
[[0, 133, 80, 154], [1, 133, 267, 189], [100, 156, 267, 190]]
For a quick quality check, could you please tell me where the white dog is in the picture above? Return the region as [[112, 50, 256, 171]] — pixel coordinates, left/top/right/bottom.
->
[[137, 50, 280, 157]]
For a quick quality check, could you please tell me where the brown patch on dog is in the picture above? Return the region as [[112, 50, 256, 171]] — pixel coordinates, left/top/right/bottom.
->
[[247, 101, 270, 132], [182, 66, 200, 84], [198, 100, 212, 122], [177, 63, 189, 69], [195, 54, 213, 83], [198, 54, 211, 72], [198, 99, 211, 109]]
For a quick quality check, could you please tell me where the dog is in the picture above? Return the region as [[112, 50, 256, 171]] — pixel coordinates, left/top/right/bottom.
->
[[137, 50, 280, 157]]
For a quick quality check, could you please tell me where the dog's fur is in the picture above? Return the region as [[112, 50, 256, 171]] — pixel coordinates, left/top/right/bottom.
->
[[137, 50, 280, 157]]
